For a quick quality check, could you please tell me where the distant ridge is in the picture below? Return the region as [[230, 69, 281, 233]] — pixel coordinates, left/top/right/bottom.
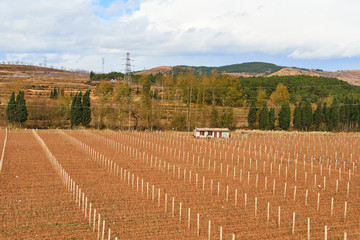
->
[[174, 62, 284, 75]]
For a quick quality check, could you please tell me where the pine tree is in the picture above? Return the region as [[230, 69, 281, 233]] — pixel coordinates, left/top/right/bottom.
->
[[259, 103, 269, 130], [278, 103, 291, 130], [293, 104, 302, 130], [313, 102, 322, 131], [15, 91, 28, 125], [6, 91, 16, 123], [330, 98, 340, 130], [153, 88, 159, 99], [248, 101, 257, 129], [82, 90, 91, 127], [70, 93, 77, 128], [301, 100, 313, 131], [268, 107, 275, 130], [322, 102, 331, 130], [73, 91, 83, 126]]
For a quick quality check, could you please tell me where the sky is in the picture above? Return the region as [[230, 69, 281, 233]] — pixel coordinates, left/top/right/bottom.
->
[[1, 0, 360, 72]]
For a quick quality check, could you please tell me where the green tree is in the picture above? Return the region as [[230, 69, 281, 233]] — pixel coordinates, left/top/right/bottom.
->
[[322, 102, 331, 130], [301, 100, 313, 131], [248, 101, 257, 129], [259, 103, 269, 130], [82, 90, 91, 127], [330, 98, 340, 130], [6, 91, 16, 123], [278, 103, 291, 130], [71, 92, 83, 127], [313, 102, 322, 131], [15, 90, 28, 125], [220, 108, 234, 129], [70, 92, 77, 128], [293, 104, 302, 130], [268, 107, 275, 130]]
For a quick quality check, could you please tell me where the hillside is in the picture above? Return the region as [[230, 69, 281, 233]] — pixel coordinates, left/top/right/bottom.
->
[[0, 64, 90, 104], [173, 62, 284, 75]]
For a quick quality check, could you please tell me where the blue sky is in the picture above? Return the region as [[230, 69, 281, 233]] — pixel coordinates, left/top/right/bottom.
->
[[0, 0, 359, 72]]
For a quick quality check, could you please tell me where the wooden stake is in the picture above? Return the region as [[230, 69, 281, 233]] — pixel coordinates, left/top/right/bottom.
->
[[188, 208, 191, 229], [331, 197, 334, 217], [197, 213, 200, 237], [292, 212, 295, 235], [255, 197, 257, 217], [208, 220, 211, 240], [324, 225, 327, 240], [278, 206, 281, 228]]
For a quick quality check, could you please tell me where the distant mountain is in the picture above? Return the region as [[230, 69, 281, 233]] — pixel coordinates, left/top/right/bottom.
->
[[136, 62, 360, 86], [174, 62, 284, 75]]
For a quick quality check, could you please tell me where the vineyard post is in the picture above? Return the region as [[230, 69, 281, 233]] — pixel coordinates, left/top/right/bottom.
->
[[292, 212, 295, 235], [203, 177, 205, 191], [344, 201, 347, 221], [89, 203, 92, 225], [235, 189, 238, 207], [85, 197, 88, 218], [158, 189, 161, 207], [226, 186, 229, 202], [293, 186, 297, 201], [188, 208, 191, 229], [317, 193, 320, 211], [101, 220, 105, 240], [172, 197, 175, 218], [324, 225, 327, 240], [179, 202, 182, 222], [197, 213, 200, 236], [278, 206, 280, 228], [255, 197, 258, 217], [273, 179, 276, 195], [208, 220, 211, 240], [220, 226, 223, 240], [93, 209, 96, 231], [245, 193, 247, 210], [265, 177, 267, 192], [164, 193, 168, 213], [331, 198, 334, 216], [305, 189, 308, 206], [152, 185, 154, 201], [108, 229, 111, 240]]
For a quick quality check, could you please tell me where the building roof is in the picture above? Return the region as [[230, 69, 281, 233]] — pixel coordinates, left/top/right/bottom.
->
[[195, 128, 230, 132]]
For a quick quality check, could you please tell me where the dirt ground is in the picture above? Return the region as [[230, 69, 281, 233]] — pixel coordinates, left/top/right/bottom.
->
[[0, 129, 359, 239]]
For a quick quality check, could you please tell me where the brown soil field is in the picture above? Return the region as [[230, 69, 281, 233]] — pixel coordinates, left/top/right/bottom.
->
[[0, 129, 94, 239], [0, 129, 359, 239]]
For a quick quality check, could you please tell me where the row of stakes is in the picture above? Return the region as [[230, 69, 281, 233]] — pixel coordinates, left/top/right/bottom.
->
[[33, 130, 116, 240], [94, 130, 354, 238], [60, 130, 234, 239]]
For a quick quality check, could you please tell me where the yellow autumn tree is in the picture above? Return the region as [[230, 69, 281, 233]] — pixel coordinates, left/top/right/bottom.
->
[[269, 83, 290, 106]]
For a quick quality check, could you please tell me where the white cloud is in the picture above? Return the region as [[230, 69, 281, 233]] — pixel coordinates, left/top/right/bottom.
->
[[0, 0, 359, 72]]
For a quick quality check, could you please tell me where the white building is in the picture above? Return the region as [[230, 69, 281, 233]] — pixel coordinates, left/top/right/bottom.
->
[[194, 128, 230, 139]]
